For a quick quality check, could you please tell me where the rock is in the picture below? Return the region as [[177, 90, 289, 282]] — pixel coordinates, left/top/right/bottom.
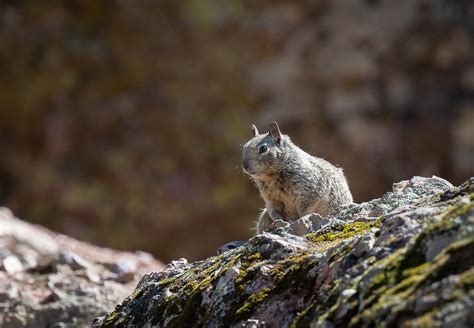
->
[[0, 283, 18, 301], [288, 217, 311, 236], [288, 213, 329, 236], [351, 233, 375, 257], [38, 288, 60, 305], [2, 255, 23, 274], [341, 289, 356, 298], [0, 209, 164, 327], [249, 232, 306, 260], [101, 260, 137, 283], [85, 270, 101, 284], [242, 318, 265, 327], [94, 177, 474, 327], [56, 251, 91, 271], [272, 219, 290, 229], [167, 258, 189, 270]]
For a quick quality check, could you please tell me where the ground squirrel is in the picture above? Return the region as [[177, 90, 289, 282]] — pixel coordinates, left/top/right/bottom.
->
[[242, 122, 353, 234]]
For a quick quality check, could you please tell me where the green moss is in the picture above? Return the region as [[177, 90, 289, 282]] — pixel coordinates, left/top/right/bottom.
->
[[101, 311, 122, 327], [404, 309, 437, 328], [195, 251, 269, 324], [378, 266, 426, 301], [156, 277, 176, 286], [306, 219, 382, 244], [459, 267, 474, 287], [270, 251, 312, 282], [442, 198, 473, 221], [289, 219, 384, 327], [394, 266, 474, 328], [148, 252, 245, 326], [290, 304, 313, 328], [235, 288, 271, 316], [247, 252, 261, 262], [234, 252, 264, 292], [131, 288, 144, 299], [426, 237, 474, 283], [228, 249, 320, 325], [291, 279, 344, 327], [395, 198, 473, 282]]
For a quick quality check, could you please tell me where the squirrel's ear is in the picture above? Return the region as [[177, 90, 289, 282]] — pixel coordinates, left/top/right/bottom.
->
[[251, 124, 259, 137], [269, 122, 281, 143]]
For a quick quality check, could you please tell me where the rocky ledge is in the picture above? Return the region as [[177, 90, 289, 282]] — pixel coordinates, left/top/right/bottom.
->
[[94, 176, 473, 328], [0, 209, 164, 327]]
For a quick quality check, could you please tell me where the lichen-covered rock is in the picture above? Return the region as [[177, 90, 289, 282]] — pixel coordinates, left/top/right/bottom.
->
[[94, 176, 474, 328]]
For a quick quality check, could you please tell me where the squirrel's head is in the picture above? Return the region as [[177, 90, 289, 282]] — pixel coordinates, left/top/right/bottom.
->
[[242, 122, 286, 180]]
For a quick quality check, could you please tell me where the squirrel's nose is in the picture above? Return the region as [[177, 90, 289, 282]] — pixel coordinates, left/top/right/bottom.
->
[[242, 159, 250, 170]]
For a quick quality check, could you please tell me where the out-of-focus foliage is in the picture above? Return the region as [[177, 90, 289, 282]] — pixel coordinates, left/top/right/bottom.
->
[[0, 0, 473, 262]]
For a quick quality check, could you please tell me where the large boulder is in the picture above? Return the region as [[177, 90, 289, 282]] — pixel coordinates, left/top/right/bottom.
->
[[0, 209, 164, 327], [94, 176, 474, 327]]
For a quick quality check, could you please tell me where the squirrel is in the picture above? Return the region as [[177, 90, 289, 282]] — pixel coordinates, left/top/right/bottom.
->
[[242, 122, 353, 234]]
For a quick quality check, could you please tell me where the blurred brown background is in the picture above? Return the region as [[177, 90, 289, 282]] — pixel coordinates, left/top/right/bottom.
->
[[0, 0, 473, 263]]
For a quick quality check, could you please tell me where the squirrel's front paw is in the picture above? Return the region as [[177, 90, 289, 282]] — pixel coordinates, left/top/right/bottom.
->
[[271, 219, 290, 230]]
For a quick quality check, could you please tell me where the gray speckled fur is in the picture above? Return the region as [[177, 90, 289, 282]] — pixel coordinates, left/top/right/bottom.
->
[[242, 123, 353, 234]]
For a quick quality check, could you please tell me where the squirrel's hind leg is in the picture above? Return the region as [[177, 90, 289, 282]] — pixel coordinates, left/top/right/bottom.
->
[[256, 208, 290, 234]]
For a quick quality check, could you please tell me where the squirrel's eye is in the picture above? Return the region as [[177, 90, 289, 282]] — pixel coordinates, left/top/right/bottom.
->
[[258, 144, 268, 154]]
